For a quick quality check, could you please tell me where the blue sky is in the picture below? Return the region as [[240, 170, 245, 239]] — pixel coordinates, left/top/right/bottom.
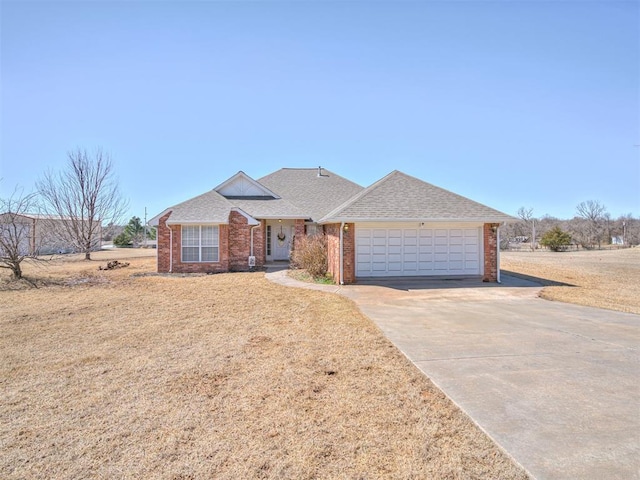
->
[[1, 0, 638, 223]]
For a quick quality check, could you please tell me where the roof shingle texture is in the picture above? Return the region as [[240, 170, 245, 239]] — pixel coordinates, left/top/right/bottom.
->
[[321, 170, 515, 222], [162, 190, 233, 224], [258, 168, 364, 222], [229, 197, 305, 219]]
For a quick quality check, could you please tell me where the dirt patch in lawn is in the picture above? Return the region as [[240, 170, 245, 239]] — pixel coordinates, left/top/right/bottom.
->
[[1, 250, 529, 479], [501, 248, 640, 314]]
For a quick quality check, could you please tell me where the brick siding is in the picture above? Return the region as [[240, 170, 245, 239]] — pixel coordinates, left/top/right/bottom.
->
[[156, 212, 230, 274], [156, 212, 272, 274], [325, 223, 355, 284], [483, 223, 499, 282]]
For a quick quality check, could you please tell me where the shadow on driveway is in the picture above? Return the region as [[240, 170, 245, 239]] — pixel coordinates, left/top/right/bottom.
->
[[353, 272, 568, 291]]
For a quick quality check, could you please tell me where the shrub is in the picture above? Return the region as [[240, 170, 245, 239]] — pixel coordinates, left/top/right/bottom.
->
[[291, 234, 328, 278], [540, 226, 572, 252], [113, 232, 131, 247]]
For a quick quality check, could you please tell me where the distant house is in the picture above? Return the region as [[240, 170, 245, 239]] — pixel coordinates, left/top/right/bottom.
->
[[149, 168, 515, 283], [0, 213, 101, 255]]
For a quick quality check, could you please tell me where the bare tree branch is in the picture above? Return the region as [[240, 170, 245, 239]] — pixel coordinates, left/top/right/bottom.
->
[[517, 207, 536, 251], [576, 200, 608, 249], [37, 148, 129, 260], [0, 186, 40, 279]]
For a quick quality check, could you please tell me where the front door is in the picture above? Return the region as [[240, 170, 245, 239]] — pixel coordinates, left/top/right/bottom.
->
[[268, 221, 294, 260]]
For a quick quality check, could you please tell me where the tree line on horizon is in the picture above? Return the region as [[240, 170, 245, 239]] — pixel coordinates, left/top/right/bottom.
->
[[503, 203, 639, 251]]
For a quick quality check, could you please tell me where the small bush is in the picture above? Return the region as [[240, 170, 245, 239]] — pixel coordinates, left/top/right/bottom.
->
[[113, 232, 131, 247], [291, 234, 328, 278], [540, 226, 572, 252]]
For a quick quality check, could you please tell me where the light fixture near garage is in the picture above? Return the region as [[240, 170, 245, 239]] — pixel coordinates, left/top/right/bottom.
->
[[491, 224, 499, 233], [343, 224, 349, 232]]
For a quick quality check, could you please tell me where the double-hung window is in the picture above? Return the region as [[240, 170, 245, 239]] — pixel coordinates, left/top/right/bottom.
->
[[182, 225, 219, 262]]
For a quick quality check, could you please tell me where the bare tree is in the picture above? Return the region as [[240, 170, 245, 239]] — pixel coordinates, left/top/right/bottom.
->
[[0, 187, 40, 279], [37, 148, 128, 260], [576, 200, 608, 249], [517, 207, 536, 251], [617, 214, 639, 246]]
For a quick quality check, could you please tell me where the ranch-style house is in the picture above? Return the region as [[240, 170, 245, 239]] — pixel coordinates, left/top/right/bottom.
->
[[149, 167, 515, 284]]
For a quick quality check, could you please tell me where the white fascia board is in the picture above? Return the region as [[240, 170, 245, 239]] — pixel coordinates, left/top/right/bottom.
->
[[214, 171, 281, 199], [319, 217, 514, 224], [148, 209, 172, 226], [258, 215, 311, 220], [166, 220, 229, 225], [231, 208, 260, 226]]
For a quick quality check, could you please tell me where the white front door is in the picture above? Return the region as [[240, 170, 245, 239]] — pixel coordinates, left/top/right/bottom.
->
[[268, 221, 294, 260]]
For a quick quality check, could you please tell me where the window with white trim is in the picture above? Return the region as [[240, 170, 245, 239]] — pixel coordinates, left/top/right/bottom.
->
[[182, 225, 219, 262]]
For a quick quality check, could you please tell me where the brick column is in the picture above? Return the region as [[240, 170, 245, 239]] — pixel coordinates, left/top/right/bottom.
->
[[483, 223, 499, 282], [324, 223, 355, 285], [157, 212, 172, 273], [228, 211, 251, 271], [292, 219, 306, 253]]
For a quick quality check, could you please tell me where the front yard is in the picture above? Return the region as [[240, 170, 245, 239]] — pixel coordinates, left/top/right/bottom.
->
[[501, 247, 640, 314], [1, 251, 528, 479]]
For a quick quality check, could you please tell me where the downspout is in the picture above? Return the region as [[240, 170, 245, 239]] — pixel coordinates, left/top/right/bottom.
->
[[250, 224, 260, 256], [496, 224, 501, 283], [168, 225, 173, 273], [339, 222, 345, 285]]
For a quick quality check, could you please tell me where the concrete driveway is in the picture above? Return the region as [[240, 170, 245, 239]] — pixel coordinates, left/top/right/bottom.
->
[[267, 271, 640, 480]]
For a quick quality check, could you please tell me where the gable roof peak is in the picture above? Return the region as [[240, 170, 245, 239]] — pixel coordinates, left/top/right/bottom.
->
[[319, 169, 516, 223], [214, 171, 280, 199]]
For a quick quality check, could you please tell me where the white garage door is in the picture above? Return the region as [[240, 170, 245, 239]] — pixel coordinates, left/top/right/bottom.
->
[[356, 223, 482, 277]]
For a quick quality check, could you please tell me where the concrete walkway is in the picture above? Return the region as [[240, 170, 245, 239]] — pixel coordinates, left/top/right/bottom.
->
[[266, 270, 640, 480]]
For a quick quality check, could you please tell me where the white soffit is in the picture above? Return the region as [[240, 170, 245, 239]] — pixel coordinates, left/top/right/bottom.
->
[[214, 171, 280, 198]]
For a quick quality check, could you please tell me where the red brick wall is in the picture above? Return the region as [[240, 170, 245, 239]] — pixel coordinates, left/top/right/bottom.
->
[[483, 223, 499, 282], [156, 213, 172, 273], [156, 212, 230, 274], [324, 223, 355, 284], [228, 211, 250, 271], [343, 224, 355, 284], [228, 211, 266, 271], [291, 219, 306, 252], [325, 224, 340, 283], [253, 220, 265, 267]]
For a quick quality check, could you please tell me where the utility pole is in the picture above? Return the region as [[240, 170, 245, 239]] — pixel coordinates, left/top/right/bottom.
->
[[143, 207, 147, 247], [532, 218, 536, 252]]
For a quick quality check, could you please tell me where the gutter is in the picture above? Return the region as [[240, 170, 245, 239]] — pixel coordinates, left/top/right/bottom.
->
[[497, 224, 501, 283], [250, 224, 260, 257], [339, 222, 345, 285], [169, 225, 173, 273], [318, 217, 517, 225]]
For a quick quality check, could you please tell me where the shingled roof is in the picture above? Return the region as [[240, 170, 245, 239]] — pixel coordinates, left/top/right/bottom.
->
[[150, 168, 513, 227], [150, 189, 258, 225], [320, 170, 515, 223], [258, 168, 363, 222], [229, 197, 306, 219]]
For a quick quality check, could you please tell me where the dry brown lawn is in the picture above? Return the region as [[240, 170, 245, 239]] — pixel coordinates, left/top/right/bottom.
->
[[1, 250, 528, 479], [501, 247, 640, 314]]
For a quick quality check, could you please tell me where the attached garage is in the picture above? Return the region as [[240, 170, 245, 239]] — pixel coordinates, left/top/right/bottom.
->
[[355, 222, 482, 277], [319, 170, 516, 284]]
